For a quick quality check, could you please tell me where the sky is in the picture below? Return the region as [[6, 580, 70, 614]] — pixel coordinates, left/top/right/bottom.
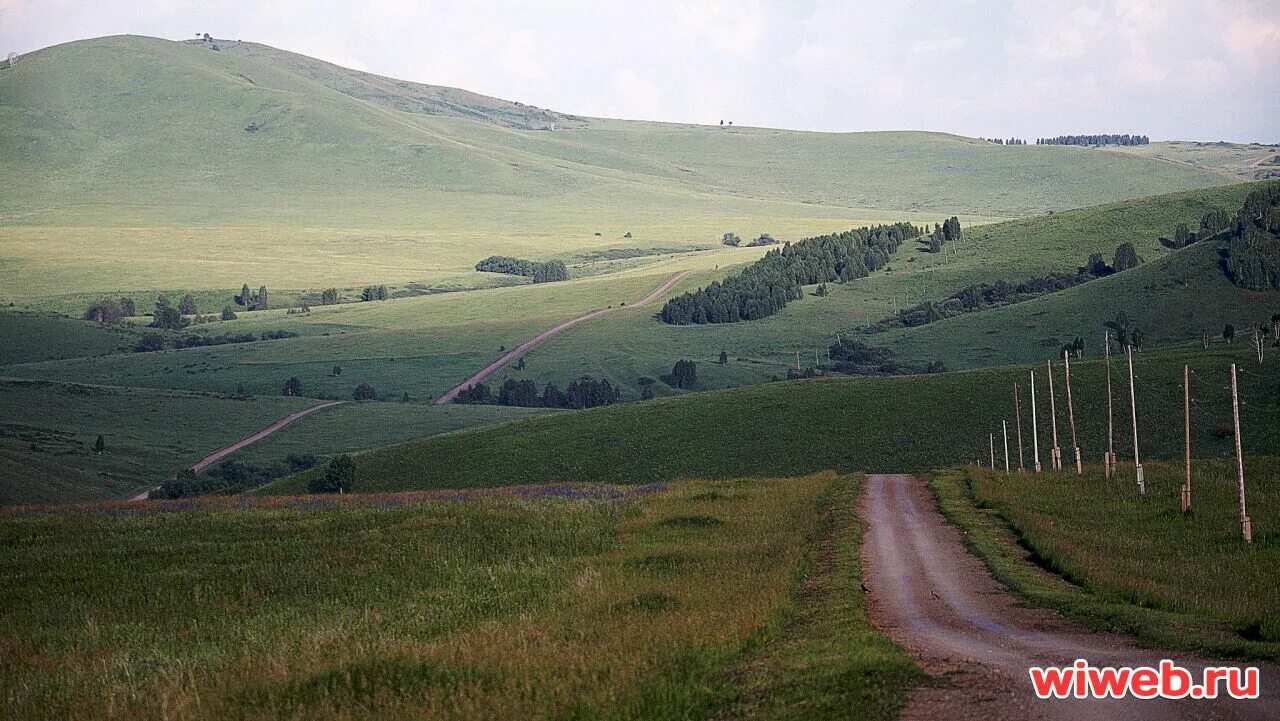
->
[[2, 0, 1278, 142]]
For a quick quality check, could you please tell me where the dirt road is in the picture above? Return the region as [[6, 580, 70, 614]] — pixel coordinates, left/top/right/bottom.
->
[[859, 474, 1275, 720], [434, 270, 693, 404], [130, 401, 346, 500]]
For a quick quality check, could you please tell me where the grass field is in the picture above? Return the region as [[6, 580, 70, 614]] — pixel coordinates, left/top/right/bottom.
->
[[931, 460, 1280, 661], [0, 35, 1232, 298], [0, 376, 555, 505], [0, 473, 918, 721], [877, 237, 1280, 369], [258, 343, 1280, 495]]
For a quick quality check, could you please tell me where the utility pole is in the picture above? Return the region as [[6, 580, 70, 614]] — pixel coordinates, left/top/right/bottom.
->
[[1182, 364, 1191, 513], [1030, 370, 1042, 472], [1105, 332, 1116, 479], [1014, 384, 1025, 472], [1002, 420, 1010, 473], [1230, 364, 1252, 542], [1047, 360, 1062, 471], [1063, 350, 1081, 474], [990, 432, 995, 470], [1127, 345, 1144, 494], [795, 350, 801, 372]]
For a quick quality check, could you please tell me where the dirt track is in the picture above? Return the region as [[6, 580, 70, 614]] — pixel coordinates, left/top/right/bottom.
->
[[434, 270, 692, 404], [130, 401, 346, 500], [859, 473, 1276, 720]]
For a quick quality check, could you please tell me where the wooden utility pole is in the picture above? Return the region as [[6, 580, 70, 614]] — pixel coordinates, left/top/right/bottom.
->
[[1003, 420, 1010, 473], [1014, 384, 1025, 472], [1230, 364, 1252, 542], [1047, 360, 1062, 471], [1182, 364, 1191, 513], [1063, 350, 1081, 474], [990, 433, 995, 470], [1030, 370, 1042, 472], [795, 350, 801, 371], [1127, 345, 1145, 494], [1105, 332, 1117, 478]]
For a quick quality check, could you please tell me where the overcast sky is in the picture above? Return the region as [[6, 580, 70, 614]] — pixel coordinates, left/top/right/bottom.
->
[[3, 0, 1278, 142]]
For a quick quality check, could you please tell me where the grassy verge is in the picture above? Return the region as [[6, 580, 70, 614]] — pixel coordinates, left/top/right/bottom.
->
[[1, 473, 914, 720], [708, 475, 920, 719], [930, 460, 1280, 662]]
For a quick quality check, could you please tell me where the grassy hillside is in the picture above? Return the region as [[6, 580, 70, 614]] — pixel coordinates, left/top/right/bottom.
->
[[934, 461, 1280, 659], [879, 237, 1280, 369], [0, 380, 315, 504], [258, 343, 1280, 495], [0, 474, 917, 720], [0, 375, 555, 505], [475, 181, 1273, 395], [1, 35, 1230, 297], [9, 183, 1267, 406]]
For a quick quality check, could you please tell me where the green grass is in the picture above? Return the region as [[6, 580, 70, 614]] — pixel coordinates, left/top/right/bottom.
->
[[259, 343, 1280, 495], [0, 473, 915, 720], [930, 461, 1280, 661], [0, 377, 554, 505], [0, 311, 144, 364], [453, 181, 1275, 395], [1, 35, 1229, 298], [708, 475, 920, 719], [0, 379, 321, 505], [224, 401, 557, 467], [878, 237, 1280, 369]]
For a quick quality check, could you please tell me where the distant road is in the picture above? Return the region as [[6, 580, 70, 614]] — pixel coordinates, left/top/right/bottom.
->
[[435, 270, 693, 405], [130, 400, 346, 500]]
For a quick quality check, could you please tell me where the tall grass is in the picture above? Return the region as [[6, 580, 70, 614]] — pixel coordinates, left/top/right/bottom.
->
[[932, 458, 1280, 661], [1, 474, 912, 720]]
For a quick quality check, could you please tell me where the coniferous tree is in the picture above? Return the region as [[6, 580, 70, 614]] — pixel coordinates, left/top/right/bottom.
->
[[94, 434, 105, 455]]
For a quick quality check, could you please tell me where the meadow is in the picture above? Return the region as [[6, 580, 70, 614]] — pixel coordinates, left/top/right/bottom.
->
[[0, 473, 918, 721], [260, 343, 1280, 495], [931, 459, 1280, 661]]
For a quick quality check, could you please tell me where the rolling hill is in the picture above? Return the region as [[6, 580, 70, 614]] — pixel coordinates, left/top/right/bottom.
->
[[258, 343, 1280, 495], [1, 34, 1235, 298]]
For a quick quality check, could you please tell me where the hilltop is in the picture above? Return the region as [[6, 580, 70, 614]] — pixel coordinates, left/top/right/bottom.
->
[[0, 35, 1236, 298]]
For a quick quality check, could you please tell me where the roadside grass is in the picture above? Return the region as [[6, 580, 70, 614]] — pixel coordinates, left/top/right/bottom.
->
[[929, 460, 1280, 662], [260, 342, 1280, 496], [708, 475, 921, 719], [0, 473, 914, 720]]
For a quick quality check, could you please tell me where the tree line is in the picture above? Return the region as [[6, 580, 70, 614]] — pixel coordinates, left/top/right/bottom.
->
[[721, 232, 779, 247], [474, 256, 570, 283], [1037, 134, 1150, 146], [660, 222, 922, 325], [452, 376, 620, 408], [153, 454, 317, 498]]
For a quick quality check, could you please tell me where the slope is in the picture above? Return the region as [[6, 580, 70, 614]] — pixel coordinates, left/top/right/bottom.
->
[[258, 342, 1280, 495], [876, 237, 1280, 370]]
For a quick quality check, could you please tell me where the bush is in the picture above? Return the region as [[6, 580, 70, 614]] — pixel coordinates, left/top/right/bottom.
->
[[353, 382, 378, 401], [220, 306, 237, 321]]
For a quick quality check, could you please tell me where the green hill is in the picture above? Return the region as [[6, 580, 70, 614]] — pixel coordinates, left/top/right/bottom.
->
[[878, 237, 1280, 370], [258, 343, 1280, 495], [1, 35, 1232, 297]]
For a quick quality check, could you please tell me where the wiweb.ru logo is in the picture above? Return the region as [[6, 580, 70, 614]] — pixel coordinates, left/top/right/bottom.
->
[[1029, 659, 1260, 701]]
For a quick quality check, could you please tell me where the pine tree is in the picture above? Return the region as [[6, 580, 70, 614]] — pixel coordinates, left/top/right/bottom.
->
[[94, 434, 105, 455]]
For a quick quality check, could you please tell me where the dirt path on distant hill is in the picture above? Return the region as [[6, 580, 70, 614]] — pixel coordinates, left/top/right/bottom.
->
[[129, 401, 346, 500], [859, 474, 1276, 721], [434, 270, 693, 405]]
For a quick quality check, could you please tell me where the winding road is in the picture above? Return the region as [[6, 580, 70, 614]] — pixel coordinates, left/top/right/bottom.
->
[[434, 270, 693, 404], [130, 400, 346, 500], [860, 474, 1276, 720]]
